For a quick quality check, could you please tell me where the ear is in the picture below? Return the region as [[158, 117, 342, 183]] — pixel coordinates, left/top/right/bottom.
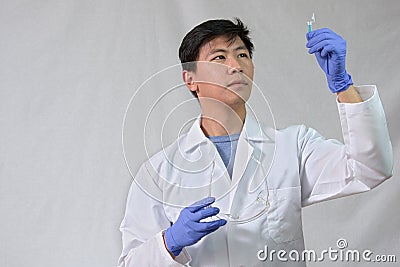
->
[[182, 70, 197, 93]]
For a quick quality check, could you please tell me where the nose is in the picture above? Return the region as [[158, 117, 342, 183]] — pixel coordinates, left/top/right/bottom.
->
[[226, 57, 242, 74]]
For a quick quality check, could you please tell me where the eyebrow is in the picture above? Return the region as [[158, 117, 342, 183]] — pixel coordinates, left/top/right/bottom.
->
[[207, 45, 248, 56]]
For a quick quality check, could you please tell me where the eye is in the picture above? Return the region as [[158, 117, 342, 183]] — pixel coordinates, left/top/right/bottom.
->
[[238, 53, 249, 58], [212, 55, 225, 60]]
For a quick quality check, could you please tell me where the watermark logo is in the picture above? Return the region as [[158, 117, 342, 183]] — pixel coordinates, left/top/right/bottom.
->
[[336, 238, 348, 249], [257, 238, 397, 263]]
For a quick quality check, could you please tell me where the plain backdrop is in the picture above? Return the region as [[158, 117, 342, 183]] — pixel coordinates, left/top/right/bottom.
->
[[0, 0, 399, 266]]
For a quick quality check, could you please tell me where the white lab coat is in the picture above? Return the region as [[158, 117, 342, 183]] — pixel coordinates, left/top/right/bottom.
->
[[118, 85, 393, 267]]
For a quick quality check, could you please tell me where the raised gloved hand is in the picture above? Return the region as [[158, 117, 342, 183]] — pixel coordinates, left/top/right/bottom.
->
[[164, 197, 227, 256], [306, 28, 353, 93]]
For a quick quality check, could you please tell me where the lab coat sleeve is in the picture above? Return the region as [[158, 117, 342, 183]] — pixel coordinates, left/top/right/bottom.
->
[[300, 85, 393, 206], [117, 162, 191, 267]]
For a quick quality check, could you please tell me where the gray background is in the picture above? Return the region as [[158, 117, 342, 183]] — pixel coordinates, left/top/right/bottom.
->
[[0, 0, 399, 266]]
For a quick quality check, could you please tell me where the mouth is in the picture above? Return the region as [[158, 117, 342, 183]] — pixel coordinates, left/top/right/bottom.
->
[[226, 80, 249, 88]]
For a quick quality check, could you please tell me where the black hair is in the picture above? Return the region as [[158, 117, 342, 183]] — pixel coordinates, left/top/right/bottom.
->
[[179, 18, 254, 98]]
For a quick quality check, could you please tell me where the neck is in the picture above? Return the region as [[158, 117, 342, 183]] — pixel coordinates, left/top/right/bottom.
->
[[200, 104, 246, 136]]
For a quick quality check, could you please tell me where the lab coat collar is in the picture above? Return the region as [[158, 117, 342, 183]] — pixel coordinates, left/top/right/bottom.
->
[[180, 115, 209, 153], [242, 112, 271, 143], [181, 108, 272, 153]]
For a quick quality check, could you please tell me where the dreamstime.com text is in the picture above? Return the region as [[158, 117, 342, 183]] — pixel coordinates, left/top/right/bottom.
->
[[257, 238, 397, 263]]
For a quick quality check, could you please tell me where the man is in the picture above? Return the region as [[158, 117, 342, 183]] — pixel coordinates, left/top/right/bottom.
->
[[118, 18, 393, 266]]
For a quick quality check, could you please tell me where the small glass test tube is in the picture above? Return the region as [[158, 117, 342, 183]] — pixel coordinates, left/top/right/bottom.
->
[[307, 21, 313, 32], [307, 13, 315, 33]]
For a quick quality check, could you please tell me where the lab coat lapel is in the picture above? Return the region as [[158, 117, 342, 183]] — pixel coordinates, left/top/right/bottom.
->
[[228, 112, 275, 213], [228, 136, 254, 213], [230, 135, 253, 199], [206, 141, 232, 198], [228, 113, 259, 211]]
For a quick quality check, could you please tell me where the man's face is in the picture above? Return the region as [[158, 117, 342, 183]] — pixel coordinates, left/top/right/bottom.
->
[[186, 36, 254, 108]]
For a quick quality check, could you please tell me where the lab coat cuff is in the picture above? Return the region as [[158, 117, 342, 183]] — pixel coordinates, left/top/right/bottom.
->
[[157, 231, 192, 266], [336, 85, 378, 114]]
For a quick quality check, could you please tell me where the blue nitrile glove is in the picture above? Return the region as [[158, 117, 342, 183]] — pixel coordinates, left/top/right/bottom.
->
[[164, 197, 227, 256], [306, 28, 353, 93]]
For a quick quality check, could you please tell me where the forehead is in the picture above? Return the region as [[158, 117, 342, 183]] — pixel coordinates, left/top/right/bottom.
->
[[198, 36, 247, 58]]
